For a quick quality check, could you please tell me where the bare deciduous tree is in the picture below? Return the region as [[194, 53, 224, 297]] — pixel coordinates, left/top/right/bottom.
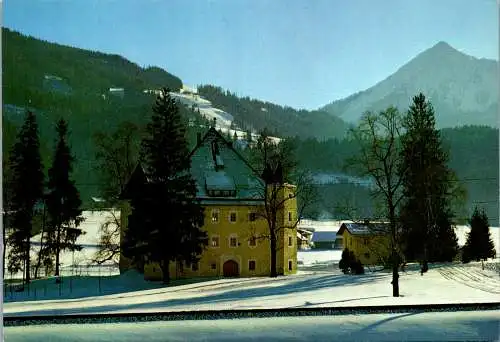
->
[[346, 107, 406, 297], [92, 122, 140, 265], [91, 209, 121, 266], [250, 129, 318, 277]]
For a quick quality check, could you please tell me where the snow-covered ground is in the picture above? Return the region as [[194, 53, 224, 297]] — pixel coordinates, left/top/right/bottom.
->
[[4, 261, 500, 317], [297, 249, 343, 266], [5, 310, 500, 342], [4, 210, 120, 279], [167, 89, 281, 143]]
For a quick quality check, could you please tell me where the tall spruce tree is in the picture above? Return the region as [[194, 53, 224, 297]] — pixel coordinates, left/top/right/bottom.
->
[[462, 207, 496, 268], [45, 119, 84, 280], [399, 93, 459, 272], [124, 88, 207, 284], [7, 110, 44, 284]]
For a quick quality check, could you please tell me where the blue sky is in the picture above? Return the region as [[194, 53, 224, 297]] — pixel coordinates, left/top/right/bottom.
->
[[3, 0, 498, 109]]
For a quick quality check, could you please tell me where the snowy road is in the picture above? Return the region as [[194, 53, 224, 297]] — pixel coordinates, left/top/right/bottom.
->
[[5, 310, 500, 342]]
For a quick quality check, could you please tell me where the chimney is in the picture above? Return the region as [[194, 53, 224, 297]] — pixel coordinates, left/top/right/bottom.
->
[[197, 132, 202, 145]]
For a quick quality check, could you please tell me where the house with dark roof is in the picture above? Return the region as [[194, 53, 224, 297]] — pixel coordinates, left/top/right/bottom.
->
[[336, 222, 391, 265], [120, 127, 298, 280], [311, 231, 338, 249]]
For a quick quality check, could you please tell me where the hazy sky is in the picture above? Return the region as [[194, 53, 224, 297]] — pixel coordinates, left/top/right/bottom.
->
[[4, 0, 498, 109]]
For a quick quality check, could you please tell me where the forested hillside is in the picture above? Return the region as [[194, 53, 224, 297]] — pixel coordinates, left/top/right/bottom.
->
[[198, 85, 350, 140], [2, 28, 187, 205], [296, 126, 499, 225]]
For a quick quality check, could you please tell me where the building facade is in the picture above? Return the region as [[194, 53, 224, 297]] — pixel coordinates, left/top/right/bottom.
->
[[337, 222, 390, 265], [120, 127, 298, 280]]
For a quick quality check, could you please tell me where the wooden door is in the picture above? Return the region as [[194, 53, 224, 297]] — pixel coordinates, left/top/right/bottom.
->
[[223, 260, 239, 277]]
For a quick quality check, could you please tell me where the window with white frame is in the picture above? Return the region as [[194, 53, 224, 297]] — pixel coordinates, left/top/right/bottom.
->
[[229, 235, 238, 248], [211, 235, 220, 247], [211, 210, 219, 223]]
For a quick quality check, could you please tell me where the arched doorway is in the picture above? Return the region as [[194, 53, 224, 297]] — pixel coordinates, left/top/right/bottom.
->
[[223, 260, 239, 277]]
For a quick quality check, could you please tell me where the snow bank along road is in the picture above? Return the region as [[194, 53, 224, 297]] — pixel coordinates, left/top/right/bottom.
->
[[5, 310, 500, 342]]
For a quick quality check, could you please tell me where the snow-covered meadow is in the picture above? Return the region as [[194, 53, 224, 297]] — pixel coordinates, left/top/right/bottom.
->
[[4, 260, 500, 318], [4, 210, 120, 279]]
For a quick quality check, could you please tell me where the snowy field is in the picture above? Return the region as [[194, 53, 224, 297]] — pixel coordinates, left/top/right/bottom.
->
[[297, 249, 343, 267], [5, 311, 500, 342], [5, 210, 121, 279], [4, 261, 500, 317]]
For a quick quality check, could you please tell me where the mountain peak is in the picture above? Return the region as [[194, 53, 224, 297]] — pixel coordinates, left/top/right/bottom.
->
[[425, 41, 462, 56], [432, 41, 454, 50], [321, 40, 497, 129]]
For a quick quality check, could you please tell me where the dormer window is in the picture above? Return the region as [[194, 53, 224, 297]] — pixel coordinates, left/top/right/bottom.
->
[[205, 171, 236, 197]]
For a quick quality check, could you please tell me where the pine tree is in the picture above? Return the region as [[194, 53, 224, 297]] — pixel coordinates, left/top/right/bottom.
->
[[124, 88, 207, 284], [399, 93, 460, 272], [45, 119, 84, 280], [7, 110, 44, 284], [462, 207, 496, 268], [431, 208, 459, 262]]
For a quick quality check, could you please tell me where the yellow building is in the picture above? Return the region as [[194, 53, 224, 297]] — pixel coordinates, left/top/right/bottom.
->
[[336, 222, 391, 265], [120, 127, 298, 280]]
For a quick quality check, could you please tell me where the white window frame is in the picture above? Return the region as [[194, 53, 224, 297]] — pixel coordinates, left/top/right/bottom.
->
[[229, 234, 238, 248], [211, 235, 220, 248], [211, 209, 220, 224]]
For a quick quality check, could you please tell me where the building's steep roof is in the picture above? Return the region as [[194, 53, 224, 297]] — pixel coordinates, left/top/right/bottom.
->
[[205, 171, 236, 191], [121, 127, 265, 205], [336, 222, 389, 236], [190, 127, 265, 204]]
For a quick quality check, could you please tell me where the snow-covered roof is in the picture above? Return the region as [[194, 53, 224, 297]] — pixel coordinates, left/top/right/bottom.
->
[[205, 171, 236, 191], [337, 222, 389, 236]]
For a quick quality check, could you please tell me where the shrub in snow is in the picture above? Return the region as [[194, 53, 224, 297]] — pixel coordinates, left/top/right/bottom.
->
[[339, 248, 365, 275]]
